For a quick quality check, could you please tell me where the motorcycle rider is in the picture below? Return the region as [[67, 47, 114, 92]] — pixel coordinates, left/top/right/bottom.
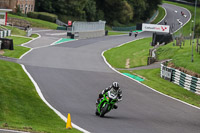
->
[[96, 82, 122, 109]]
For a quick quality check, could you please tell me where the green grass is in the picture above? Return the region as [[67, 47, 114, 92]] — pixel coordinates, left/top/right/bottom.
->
[[104, 38, 152, 68], [8, 14, 58, 29], [108, 31, 128, 36], [1, 26, 39, 38], [120, 69, 200, 107], [105, 25, 112, 31], [0, 60, 81, 133], [164, 0, 200, 36], [104, 29, 200, 109], [31, 34, 39, 38], [1, 26, 26, 36], [157, 39, 200, 74], [151, 6, 166, 24], [3, 36, 31, 58]]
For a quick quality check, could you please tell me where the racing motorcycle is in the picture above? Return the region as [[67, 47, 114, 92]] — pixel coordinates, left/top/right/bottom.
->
[[95, 89, 118, 117]]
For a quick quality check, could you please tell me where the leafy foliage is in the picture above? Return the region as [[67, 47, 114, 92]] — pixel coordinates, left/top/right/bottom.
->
[[27, 12, 58, 22], [35, 0, 162, 25]]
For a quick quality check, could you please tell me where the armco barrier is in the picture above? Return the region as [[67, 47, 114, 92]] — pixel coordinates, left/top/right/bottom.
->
[[161, 62, 200, 95]]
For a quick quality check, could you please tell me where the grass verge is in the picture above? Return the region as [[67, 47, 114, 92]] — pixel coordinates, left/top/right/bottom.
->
[[108, 31, 128, 36], [157, 39, 200, 74], [0, 60, 81, 133], [104, 38, 152, 68], [119, 69, 200, 107], [8, 14, 58, 29], [164, 0, 200, 36], [31, 34, 39, 38], [104, 33, 200, 109], [1, 26, 26, 36], [3, 36, 31, 58], [151, 6, 166, 24]]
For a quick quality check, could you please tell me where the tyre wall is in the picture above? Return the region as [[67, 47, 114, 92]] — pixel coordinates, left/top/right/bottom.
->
[[161, 61, 200, 95]]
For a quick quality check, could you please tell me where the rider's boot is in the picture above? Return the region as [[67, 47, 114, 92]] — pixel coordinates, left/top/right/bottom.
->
[[96, 98, 100, 106]]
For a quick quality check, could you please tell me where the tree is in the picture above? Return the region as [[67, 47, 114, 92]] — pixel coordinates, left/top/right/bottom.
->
[[127, 0, 146, 21], [35, 0, 55, 13], [34, 0, 162, 25], [144, 0, 162, 20], [104, 0, 133, 24], [84, 0, 97, 21]]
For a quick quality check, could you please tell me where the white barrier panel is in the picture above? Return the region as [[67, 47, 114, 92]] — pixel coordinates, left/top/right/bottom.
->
[[142, 23, 170, 33], [72, 20, 106, 32], [8, 30, 11, 36], [3, 30, 6, 37], [0, 31, 3, 38], [26, 28, 32, 37]]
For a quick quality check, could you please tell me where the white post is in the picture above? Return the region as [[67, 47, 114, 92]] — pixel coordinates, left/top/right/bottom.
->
[[191, 0, 197, 62]]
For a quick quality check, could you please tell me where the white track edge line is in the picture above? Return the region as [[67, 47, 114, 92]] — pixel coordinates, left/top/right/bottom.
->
[[19, 49, 33, 59], [19, 33, 41, 59], [101, 40, 200, 111], [158, 5, 167, 24], [50, 38, 62, 46], [21, 65, 91, 133], [33, 38, 61, 49], [32, 29, 53, 33], [19, 34, 90, 132], [164, 3, 192, 33], [21, 33, 41, 47], [51, 39, 78, 46], [34, 38, 78, 49], [0, 129, 29, 133]]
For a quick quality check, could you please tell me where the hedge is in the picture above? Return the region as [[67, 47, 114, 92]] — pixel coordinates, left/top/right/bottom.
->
[[27, 12, 58, 23]]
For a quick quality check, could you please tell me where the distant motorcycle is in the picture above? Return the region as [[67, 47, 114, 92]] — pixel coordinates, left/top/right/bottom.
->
[[96, 89, 118, 117]]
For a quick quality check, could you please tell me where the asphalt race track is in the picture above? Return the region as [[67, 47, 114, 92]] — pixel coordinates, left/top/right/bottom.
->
[[15, 3, 200, 133]]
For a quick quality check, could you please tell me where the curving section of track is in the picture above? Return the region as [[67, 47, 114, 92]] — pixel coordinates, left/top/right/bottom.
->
[[17, 3, 200, 133]]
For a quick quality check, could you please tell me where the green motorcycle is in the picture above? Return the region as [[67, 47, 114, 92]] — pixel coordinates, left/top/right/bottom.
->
[[96, 89, 118, 117]]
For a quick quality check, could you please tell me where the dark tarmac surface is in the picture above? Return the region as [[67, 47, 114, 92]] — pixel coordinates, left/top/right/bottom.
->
[[2, 3, 199, 133]]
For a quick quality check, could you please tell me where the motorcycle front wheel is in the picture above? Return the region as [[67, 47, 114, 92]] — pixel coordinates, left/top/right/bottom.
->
[[100, 104, 109, 117], [95, 108, 100, 116]]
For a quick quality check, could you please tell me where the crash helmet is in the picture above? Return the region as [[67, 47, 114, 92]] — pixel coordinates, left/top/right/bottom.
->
[[112, 82, 119, 91]]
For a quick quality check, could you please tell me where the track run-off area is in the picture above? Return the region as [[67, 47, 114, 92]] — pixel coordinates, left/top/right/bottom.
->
[[5, 3, 199, 133]]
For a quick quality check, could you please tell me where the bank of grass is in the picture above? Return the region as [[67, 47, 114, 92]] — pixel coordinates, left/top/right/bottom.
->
[[104, 37, 200, 108], [3, 36, 31, 58], [108, 31, 127, 36], [8, 14, 58, 29], [31, 33, 39, 38], [151, 6, 166, 24], [119, 68, 200, 107], [157, 39, 200, 74], [104, 38, 152, 68], [0, 60, 81, 133], [1, 26, 26, 36], [164, 0, 200, 36]]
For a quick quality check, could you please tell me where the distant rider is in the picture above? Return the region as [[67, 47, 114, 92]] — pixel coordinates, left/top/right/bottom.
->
[[96, 82, 122, 109]]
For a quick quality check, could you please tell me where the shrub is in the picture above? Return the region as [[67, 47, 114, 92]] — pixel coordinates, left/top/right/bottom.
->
[[38, 12, 58, 23], [194, 23, 200, 37], [27, 12, 58, 23], [27, 12, 39, 19]]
